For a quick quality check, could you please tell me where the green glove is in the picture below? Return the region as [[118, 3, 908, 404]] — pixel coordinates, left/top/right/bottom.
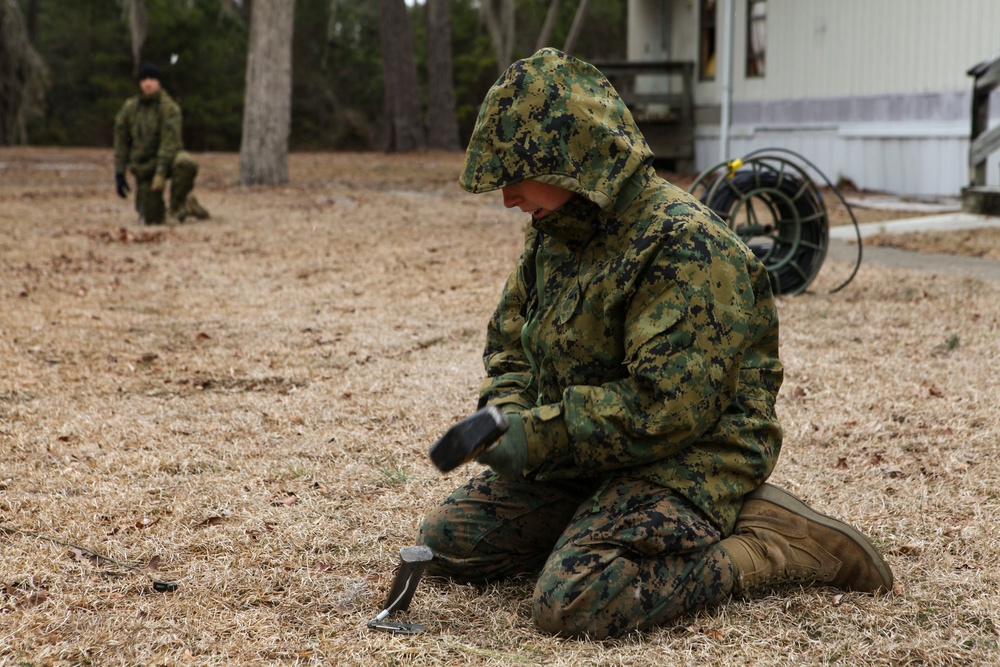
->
[[476, 411, 528, 479]]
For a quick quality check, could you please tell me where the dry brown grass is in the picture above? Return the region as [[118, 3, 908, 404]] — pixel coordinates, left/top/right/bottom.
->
[[2, 148, 998, 666]]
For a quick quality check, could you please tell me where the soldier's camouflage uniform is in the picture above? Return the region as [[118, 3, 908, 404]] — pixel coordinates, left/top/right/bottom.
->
[[113, 89, 199, 224], [417, 49, 784, 639]]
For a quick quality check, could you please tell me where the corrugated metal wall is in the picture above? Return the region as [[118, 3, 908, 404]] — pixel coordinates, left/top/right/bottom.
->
[[627, 0, 1000, 196], [756, 0, 1000, 101]]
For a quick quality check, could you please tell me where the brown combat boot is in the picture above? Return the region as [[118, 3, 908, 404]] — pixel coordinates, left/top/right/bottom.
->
[[722, 483, 893, 595], [185, 194, 210, 220]]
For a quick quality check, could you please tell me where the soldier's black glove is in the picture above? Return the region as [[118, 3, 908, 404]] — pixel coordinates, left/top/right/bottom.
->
[[115, 172, 130, 198]]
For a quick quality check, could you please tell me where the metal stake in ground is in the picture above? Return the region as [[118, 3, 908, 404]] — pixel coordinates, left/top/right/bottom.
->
[[367, 545, 434, 635]]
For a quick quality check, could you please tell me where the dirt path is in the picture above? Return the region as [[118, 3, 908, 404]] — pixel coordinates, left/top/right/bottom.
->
[[828, 238, 1000, 282]]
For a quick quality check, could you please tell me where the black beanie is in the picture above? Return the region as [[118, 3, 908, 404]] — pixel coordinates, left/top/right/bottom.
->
[[137, 63, 162, 82]]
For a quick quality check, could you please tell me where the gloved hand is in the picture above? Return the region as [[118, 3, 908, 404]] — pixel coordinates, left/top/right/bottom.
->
[[476, 411, 528, 479], [151, 173, 166, 191], [115, 172, 130, 198]]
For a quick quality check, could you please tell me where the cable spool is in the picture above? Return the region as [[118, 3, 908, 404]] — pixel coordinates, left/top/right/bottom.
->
[[689, 148, 860, 296]]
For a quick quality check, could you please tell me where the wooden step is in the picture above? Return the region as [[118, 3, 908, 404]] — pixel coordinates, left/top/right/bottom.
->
[[962, 186, 1000, 215]]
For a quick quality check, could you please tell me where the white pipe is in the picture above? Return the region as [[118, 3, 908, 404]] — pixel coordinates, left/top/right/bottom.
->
[[719, 0, 735, 162]]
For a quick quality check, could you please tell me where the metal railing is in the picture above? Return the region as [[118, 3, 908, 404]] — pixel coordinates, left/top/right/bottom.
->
[[968, 53, 1000, 187]]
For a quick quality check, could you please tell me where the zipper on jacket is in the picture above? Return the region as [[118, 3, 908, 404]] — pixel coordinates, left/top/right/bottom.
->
[[521, 233, 547, 406]]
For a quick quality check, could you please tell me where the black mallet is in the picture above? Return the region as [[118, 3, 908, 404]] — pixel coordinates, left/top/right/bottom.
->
[[428, 406, 509, 473]]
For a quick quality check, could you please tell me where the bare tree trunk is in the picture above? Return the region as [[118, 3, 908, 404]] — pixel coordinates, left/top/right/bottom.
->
[[426, 0, 460, 151], [534, 0, 560, 52], [480, 0, 515, 74], [321, 0, 339, 72], [562, 0, 592, 54], [124, 0, 148, 77], [0, 0, 48, 145], [376, 0, 425, 152], [25, 0, 38, 43], [239, 0, 294, 185]]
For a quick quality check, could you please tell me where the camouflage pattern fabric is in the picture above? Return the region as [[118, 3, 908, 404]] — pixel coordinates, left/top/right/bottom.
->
[[419, 48, 784, 637], [129, 151, 198, 224], [419, 471, 733, 639], [113, 90, 198, 223]]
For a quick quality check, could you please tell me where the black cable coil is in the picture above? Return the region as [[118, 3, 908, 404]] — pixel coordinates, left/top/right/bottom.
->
[[689, 148, 861, 296]]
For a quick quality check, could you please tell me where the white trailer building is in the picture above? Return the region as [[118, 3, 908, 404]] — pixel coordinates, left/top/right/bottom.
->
[[613, 0, 1000, 199]]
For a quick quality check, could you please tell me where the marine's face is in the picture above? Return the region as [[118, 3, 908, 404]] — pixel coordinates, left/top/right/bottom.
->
[[501, 180, 574, 219], [139, 77, 161, 96]]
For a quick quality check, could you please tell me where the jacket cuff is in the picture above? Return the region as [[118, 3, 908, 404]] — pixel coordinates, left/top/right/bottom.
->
[[501, 410, 528, 454], [521, 403, 572, 467]]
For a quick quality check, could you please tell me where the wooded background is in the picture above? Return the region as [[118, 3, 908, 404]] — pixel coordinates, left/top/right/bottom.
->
[[3, 0, 628, 154]]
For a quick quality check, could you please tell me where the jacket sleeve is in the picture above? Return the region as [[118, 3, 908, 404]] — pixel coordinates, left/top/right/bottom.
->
[[478, 229, 539, 412], [113, 100, 133, 174], [523, 223, 779, 474], [156, 99, 184, 177]]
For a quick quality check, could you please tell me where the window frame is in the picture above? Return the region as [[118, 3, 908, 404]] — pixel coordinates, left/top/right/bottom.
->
[[746, 0, 767, 78]]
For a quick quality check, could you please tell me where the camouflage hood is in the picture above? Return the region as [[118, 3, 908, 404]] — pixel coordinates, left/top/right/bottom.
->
[[459, 49, 654, 211]]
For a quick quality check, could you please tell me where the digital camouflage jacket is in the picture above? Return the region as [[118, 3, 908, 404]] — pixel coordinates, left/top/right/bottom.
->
[[460, 49, 784, 531], [113, 89, 183, 180]]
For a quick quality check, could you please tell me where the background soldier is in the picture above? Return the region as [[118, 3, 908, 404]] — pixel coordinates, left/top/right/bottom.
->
[[113, 63, 209, 225]]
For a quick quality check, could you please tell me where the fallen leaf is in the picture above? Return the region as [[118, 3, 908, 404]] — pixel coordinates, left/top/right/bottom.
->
[[831, 593, 845, 606], [147, 555, 162, 572], [921, 381, 944, 397], [68, 547, 104, 566], [17, 590, 49, 608], [135, 517, 160, 529], [193, 516, 226, 528], [271, 492, 298, 507]]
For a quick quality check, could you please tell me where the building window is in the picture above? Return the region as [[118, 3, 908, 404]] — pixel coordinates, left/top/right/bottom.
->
[[699, 0, 717, 80], [746, 0, 766, 77]]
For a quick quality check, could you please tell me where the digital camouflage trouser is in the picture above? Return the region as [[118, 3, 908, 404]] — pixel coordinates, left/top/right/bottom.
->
[[417, 471, 738, 639], [132, 150, 198, 224]]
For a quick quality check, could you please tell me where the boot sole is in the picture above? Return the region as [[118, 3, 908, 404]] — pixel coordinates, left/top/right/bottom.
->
[[747, 482, 894, 592]]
